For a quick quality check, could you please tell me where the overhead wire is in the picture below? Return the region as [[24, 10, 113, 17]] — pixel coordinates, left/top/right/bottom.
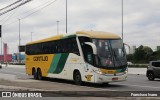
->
[[0, 0, 32, 16], [0, 0, 25, 25], [3, 0, 58, 28], [21, 0, 58, 20], [3, 0, 57, 22], [0, 0, 23, 11]]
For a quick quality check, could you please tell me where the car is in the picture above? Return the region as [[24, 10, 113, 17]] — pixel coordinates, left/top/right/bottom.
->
[[127, 62, 133, 65], [146, 61, 160, 81]]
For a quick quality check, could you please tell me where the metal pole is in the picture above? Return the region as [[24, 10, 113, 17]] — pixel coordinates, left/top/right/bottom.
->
[[122, 0, 124, 42], [18, 19, 21, 46], [1, 33, 3, 55], [0, 25, 2, 57], [66, 0, 67, 34], [56, 21, 59, 34], [18, 19, 21, 63], [1, 27, 3, 55], [31, 32, 33, 42]]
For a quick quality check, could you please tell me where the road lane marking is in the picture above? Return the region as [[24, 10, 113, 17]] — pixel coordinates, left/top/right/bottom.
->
[[113, 83, 160, 89]]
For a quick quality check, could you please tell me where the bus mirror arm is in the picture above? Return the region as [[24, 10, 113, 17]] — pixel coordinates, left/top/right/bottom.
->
[[123, 43, 127, 57], [84, 42, 97, 55]]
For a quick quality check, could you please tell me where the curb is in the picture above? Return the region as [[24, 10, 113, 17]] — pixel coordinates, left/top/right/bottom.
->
[[0, 85, 45, 91]]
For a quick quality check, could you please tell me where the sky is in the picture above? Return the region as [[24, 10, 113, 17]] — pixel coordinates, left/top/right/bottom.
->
[[0, 0, 160, 54]]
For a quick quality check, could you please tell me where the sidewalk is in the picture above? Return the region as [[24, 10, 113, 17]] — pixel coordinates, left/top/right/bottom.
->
[[1, 64, 25, 68], [128, 68, 147, 75]]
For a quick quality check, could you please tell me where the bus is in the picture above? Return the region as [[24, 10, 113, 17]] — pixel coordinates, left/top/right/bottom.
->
[[25, 31, 128, 85]]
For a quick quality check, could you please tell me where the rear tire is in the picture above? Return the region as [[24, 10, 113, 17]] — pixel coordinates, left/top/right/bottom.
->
[[37, 69, 43, 80], [147, 72, 155, 81], [74, 71, 82, 85], [32, 68, 37, 80]]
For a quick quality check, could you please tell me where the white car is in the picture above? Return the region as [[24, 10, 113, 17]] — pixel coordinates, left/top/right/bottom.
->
[[127, 62, 133, 65]]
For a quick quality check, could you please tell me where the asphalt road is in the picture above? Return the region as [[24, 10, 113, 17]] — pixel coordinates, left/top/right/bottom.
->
[[0, 65, 160, 92]]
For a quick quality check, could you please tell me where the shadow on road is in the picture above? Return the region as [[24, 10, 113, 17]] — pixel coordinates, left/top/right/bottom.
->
[[28, 77, 126, 89]]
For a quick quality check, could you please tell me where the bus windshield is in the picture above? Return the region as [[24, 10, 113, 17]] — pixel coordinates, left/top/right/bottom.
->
[[93, 39, 127, 69]]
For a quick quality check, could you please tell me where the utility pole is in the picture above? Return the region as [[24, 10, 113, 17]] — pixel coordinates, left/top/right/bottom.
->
[[122, 0, 124, 42], [66, 0, 67, 34], [56, 21, 59, 34], [0, 25, 2, 56], [18, 19, 21, 64], [31, 32, 32, 42]]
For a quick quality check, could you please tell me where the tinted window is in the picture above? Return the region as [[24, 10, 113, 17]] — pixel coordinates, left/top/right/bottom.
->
[[26, 37, 80, 55], [152, 62, 160, 67], [78, 37, 92, 63]]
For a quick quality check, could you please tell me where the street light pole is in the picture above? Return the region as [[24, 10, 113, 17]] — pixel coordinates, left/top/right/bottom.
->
[[56, 21, 59, 34], [31, 32, 32, 42], [0, 25, 2, 56], [66, 0, 67, 34], [122, 0, 124, 42], [18, 19, 21, 64], [18, 19, 21, 47]]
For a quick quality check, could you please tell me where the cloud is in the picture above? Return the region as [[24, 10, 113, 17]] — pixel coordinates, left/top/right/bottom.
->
[[0, 0, 160, 53]]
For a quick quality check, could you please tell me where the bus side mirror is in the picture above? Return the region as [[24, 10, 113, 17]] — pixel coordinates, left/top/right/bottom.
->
[[84, 42, 97, 55], [83, 42, 97, 65]]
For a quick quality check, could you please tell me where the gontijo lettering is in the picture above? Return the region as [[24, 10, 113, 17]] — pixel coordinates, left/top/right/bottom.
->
[[33, 56, 48, 61]]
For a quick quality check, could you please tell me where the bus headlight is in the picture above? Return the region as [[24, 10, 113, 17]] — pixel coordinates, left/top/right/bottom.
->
[[95, 70, 103, 74], [124, 68, 128, 74]]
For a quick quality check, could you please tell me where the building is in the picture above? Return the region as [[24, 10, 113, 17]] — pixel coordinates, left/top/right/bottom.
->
[[0, 54, 12, 63], [157, 46, 160, 51]]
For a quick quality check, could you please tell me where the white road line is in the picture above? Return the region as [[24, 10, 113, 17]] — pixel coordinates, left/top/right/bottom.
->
[[113, 83, 160, 89]]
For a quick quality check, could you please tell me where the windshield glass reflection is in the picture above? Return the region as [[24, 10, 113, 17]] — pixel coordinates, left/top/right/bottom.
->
[[92, 39, 127, 68]]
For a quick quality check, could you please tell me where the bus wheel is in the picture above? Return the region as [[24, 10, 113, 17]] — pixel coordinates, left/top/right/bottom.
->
[[37, 68, 43, 80], [74, 71, 82, 85], [32, 68, 37, 80]]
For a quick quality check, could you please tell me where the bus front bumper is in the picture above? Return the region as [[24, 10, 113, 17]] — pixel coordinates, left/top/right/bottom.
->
[[94, 72, 128, 83]]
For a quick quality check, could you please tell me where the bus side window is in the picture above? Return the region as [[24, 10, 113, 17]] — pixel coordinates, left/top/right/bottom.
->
[[71, 38, 80, 55], [51, 41, 55, 54], [83, 45, 94, 64], [55, 40, 59, 53]]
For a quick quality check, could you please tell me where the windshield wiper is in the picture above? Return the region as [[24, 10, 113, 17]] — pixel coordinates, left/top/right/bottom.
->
[[113, 50, 123, 67]]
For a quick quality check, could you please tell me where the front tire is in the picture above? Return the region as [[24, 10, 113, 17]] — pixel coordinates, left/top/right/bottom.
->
[[74, 71, 82, 85], [147, 72, 155, 81]]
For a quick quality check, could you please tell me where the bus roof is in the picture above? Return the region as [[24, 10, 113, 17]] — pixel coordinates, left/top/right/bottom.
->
[[27, 31, 121, 45], [76, 31, 120, 39]]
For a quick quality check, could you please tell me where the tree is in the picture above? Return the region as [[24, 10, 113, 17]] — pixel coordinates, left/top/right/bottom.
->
[[150, 50, 160, 61], [134, 45, 145, 62], [143, 46, 153, 62]]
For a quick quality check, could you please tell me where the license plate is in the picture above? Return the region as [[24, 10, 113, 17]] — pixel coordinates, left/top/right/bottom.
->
[[112, 77, 118, 81]]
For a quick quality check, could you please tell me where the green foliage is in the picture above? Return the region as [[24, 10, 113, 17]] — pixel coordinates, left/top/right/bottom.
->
[[149, 50, 160, 61], [134, 45, 146, 62], [126, 54, 134, 62], [127, 45, 157, 64]]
